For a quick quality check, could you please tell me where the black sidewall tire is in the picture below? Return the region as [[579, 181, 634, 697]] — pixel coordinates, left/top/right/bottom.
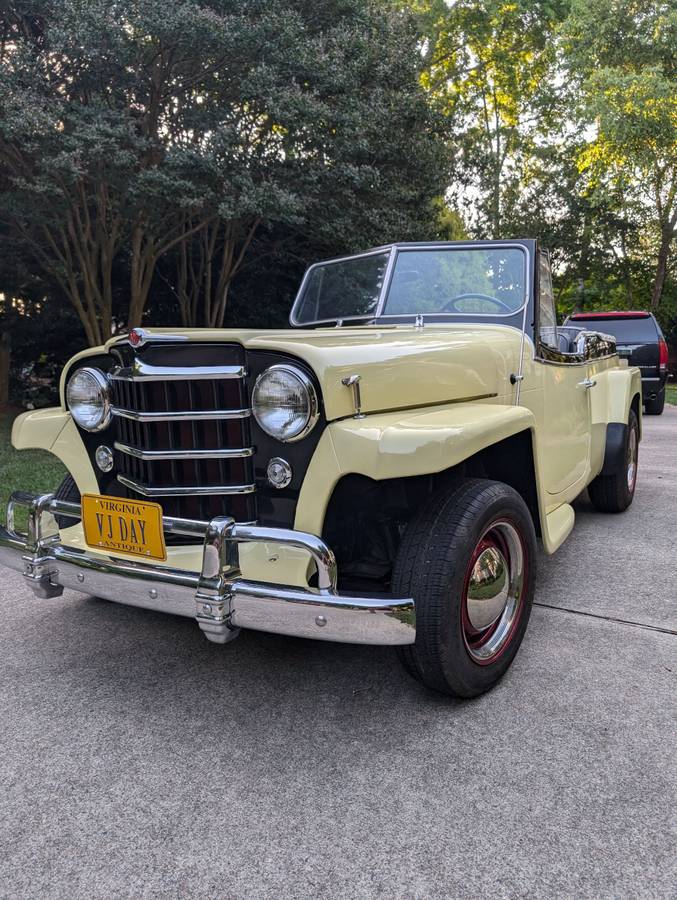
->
[[394, 479, 537, 698], [588, 409, 639, 513], [645, 389, 665, 416], [53, 474, 81, 529]]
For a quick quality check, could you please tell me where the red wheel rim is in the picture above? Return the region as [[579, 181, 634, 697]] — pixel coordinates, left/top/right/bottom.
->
[[627, 425, 638, 492], [460, 519, 527, 666]]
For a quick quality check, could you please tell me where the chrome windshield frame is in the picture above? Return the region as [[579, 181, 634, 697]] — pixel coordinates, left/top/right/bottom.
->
[[289, 241, 531, 328]]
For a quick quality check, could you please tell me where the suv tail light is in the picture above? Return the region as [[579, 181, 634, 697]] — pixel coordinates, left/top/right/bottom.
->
[[659, 338, 669, 372]]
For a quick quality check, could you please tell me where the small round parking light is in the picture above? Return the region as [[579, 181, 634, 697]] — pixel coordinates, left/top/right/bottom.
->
[[267, 457, 292, 489], [95, 445, 114, 473]]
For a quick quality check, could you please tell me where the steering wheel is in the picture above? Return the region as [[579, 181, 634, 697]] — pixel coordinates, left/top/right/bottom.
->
[[440, 293, 515, 314]]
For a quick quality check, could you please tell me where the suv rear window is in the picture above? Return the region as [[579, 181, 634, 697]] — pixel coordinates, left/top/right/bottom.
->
[[570, 316, 657, 342]]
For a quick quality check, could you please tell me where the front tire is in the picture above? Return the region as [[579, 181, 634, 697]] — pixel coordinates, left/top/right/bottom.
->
[[53, 474, 81, 529], [393, 479, 537, 698]]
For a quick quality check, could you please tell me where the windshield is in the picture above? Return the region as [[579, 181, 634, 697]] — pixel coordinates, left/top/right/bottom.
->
[[292, 251, 390, 325], [292, 246, 527, 325]]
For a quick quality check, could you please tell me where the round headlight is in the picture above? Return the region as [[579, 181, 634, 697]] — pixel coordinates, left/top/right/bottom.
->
[[66, 367, 111, 432], [252, 365, 319, 442]]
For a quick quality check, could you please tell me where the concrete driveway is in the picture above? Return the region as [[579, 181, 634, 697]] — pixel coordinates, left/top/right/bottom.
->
[[1, 410, 676, 899]]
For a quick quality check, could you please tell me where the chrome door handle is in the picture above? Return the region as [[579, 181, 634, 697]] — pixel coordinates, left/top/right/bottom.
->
[[578, 378, 597, 389]]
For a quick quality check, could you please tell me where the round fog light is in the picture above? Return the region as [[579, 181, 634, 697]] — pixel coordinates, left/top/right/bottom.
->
[[95, 444, 114, 473], [267, 457, 292, 489]]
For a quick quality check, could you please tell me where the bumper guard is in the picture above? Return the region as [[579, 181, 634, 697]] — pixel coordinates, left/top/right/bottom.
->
[[0, 492, 415, 646]]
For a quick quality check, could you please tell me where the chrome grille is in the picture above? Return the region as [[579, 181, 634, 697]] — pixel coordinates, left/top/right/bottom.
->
[[109, 344, 257, 525]]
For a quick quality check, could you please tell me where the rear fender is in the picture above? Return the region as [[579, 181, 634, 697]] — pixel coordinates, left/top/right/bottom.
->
[[591, 366, 642, 437]]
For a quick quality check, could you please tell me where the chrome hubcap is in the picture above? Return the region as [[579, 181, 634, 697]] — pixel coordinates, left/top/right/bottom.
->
[[467, 546, 509, 630], [462, 521, 525, 664], [627, 427, 637, 491]]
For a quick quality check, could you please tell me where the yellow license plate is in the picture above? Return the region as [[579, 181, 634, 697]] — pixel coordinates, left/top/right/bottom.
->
[[81, 494, 167, 561]]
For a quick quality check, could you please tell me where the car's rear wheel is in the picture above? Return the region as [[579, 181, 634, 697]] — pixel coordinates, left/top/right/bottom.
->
[[393, 479, 536, 698], [587, 409, 639, 513], [645, 389, 665, 416]]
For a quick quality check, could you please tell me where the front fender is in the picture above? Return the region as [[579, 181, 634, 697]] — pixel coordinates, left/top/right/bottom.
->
[[12, 407, 98, 495], [294, 402, 536, 534]]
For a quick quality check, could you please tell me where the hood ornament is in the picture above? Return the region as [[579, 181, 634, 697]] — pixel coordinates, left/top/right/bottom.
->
[[341, 374, 364, 419], [124, 328, 189, 348]]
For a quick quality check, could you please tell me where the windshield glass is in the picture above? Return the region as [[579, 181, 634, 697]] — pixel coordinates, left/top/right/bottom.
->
[[292, 246, 526, 325], [293, 251, 390, 324]]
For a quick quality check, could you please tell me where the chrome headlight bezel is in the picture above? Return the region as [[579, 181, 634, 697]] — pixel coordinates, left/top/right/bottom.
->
[[252, 364, 319, 443], [66, 366, 112, 432]]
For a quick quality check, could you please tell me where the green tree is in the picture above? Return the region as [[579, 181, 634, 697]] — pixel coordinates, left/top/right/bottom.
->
[[564, 0, 677, 311], [0, 0, 445, 341], [413, 0, 567, 238]]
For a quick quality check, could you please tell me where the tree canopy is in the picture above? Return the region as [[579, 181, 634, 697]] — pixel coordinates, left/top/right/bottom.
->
[[412, 0, 676, 322], [0, 0, 445, 343], [1, 0, 676, 388]]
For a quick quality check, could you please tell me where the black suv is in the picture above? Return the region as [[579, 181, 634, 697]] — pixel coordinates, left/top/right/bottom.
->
[[564, 311, 669, 415]]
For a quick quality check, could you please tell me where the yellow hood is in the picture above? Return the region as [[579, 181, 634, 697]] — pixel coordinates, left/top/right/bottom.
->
[[106, 324, 522, 420]]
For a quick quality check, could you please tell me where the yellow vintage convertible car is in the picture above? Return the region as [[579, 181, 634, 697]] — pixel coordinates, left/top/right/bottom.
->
[[0, 240, 641, 697]]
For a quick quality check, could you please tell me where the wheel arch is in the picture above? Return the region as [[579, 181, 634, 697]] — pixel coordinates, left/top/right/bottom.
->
[[630, 391, 641, 439], [318, 427, 542, 591]]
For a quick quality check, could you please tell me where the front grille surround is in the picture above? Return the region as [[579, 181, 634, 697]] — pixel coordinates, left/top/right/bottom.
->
[[108, 342, 257, 527]]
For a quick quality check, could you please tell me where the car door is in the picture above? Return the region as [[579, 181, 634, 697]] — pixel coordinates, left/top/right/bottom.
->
[[535, 252, 593, 496]]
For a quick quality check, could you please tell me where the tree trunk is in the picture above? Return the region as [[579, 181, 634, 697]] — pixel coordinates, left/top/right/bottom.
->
[[650, 221, 674, 311], [0, 330, 11, 409]]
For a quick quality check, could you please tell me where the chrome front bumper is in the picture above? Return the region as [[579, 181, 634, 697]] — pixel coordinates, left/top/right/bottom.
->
[[0, 492, 415, 646]]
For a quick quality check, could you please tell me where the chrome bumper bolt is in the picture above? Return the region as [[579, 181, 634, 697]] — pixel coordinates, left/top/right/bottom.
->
[[148, 588, 158, 600], [315, 615, 327, 628], [77, 573, 85, 583]]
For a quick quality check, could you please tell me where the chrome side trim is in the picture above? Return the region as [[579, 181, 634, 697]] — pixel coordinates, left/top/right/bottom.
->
[[0, 492, 415, 647], [117, 475, 256, 497], [110, 362, 246, 382], [114, 442, 254, 461], [111, 406, 251, 422], [536, 329, 617, 366]]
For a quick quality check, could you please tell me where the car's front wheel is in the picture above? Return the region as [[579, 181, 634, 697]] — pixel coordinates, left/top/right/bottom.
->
[[393, 479, 537, 698]]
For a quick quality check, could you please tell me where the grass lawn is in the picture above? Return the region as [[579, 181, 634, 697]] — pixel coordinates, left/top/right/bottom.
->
[[666, 383, 677, 406], [0, 410, 66, 527]]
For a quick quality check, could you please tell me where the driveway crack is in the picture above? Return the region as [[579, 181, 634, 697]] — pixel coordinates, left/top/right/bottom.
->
[[534, 602, 677, 636]]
